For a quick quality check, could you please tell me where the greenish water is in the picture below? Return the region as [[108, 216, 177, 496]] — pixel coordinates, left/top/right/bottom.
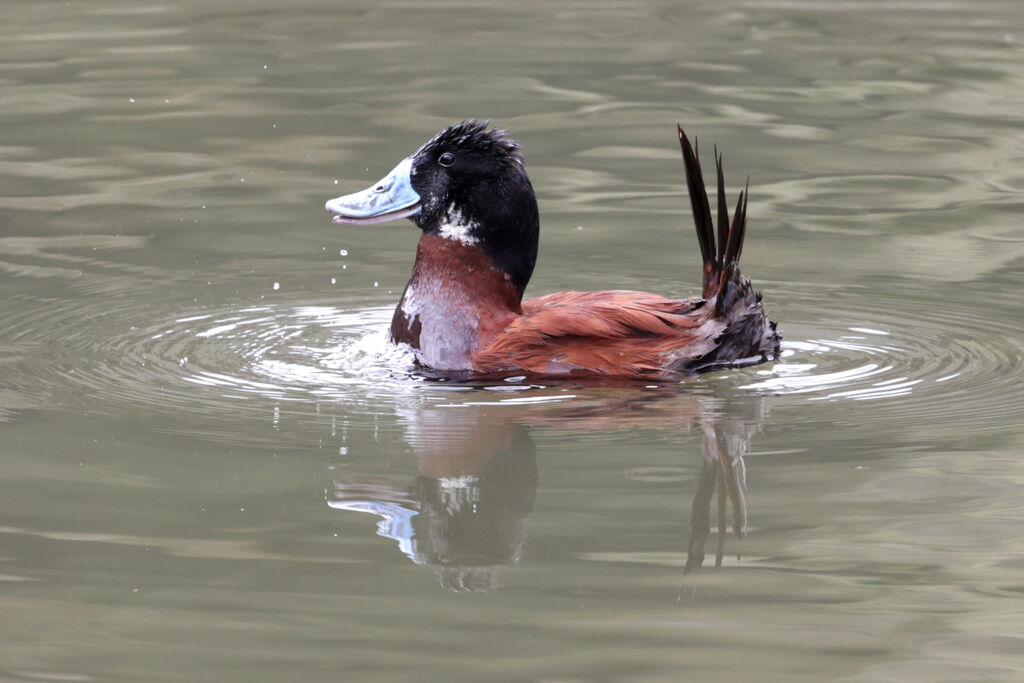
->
[[3, 1, 1024, 680]]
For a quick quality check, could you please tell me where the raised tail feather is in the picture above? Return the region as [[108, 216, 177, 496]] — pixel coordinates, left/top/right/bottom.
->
[[676, 125, 780, 371], [677, 125, 748, 315]]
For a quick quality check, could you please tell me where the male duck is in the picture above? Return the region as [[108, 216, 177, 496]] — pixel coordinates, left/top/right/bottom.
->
[[325, 120, 780, 379]]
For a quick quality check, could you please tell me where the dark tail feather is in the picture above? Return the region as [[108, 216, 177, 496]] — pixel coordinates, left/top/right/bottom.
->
[[677, 125, 716, 297], [715, 147, 730, 264], [728, 179, 749, 265], [714, 181, 749, 313], [677, 126, 750, 312]]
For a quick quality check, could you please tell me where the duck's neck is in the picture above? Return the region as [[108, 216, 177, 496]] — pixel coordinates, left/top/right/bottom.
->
[[390, 233, 524, 371]]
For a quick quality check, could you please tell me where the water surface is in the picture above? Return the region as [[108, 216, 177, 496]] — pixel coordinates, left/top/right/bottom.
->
[[2, 1, 1024, 681]]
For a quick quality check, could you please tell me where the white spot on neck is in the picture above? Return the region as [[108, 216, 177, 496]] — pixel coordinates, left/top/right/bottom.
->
[[436, 205, 479, 245], [400, 284, 418, 320]]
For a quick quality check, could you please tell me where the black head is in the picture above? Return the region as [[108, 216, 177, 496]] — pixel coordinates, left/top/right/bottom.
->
[[324, 120, 540, 293], [408, 120, 539, 293]]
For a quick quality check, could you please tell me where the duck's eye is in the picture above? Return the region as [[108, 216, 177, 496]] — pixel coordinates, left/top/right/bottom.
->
[[438, 152, 455, 167]]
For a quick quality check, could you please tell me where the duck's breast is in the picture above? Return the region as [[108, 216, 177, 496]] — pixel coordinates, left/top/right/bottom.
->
[[390, 234, 522, 371]]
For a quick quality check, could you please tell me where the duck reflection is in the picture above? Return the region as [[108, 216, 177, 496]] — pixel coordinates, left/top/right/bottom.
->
[[329, 390, 764, 591], [330, 405, 536, 592]]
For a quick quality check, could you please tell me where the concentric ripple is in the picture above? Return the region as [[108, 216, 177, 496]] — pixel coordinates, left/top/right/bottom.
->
[[722, 284, 1024, 434], [2, 276, 1021, 437], [1, 291, 418, 423], [164, 304, 417, 402]]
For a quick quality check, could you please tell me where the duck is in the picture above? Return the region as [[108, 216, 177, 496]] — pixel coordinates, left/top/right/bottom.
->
[[325, 120, 780, 380]]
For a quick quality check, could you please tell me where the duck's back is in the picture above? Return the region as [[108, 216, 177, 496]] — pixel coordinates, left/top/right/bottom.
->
[[472, 289, 729, 379]]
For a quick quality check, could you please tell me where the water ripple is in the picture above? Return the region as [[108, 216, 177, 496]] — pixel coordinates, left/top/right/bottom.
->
[[2, 293, 415, 424], [729, 285, 1024, 433], [2, 256, 1020, 437]]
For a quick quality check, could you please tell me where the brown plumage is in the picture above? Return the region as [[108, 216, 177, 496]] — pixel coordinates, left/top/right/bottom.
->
[[473, 290, 722, 377]]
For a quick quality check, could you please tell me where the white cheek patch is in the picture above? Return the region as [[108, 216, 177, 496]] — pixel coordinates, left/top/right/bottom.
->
[[436, 205, 479, 245]]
